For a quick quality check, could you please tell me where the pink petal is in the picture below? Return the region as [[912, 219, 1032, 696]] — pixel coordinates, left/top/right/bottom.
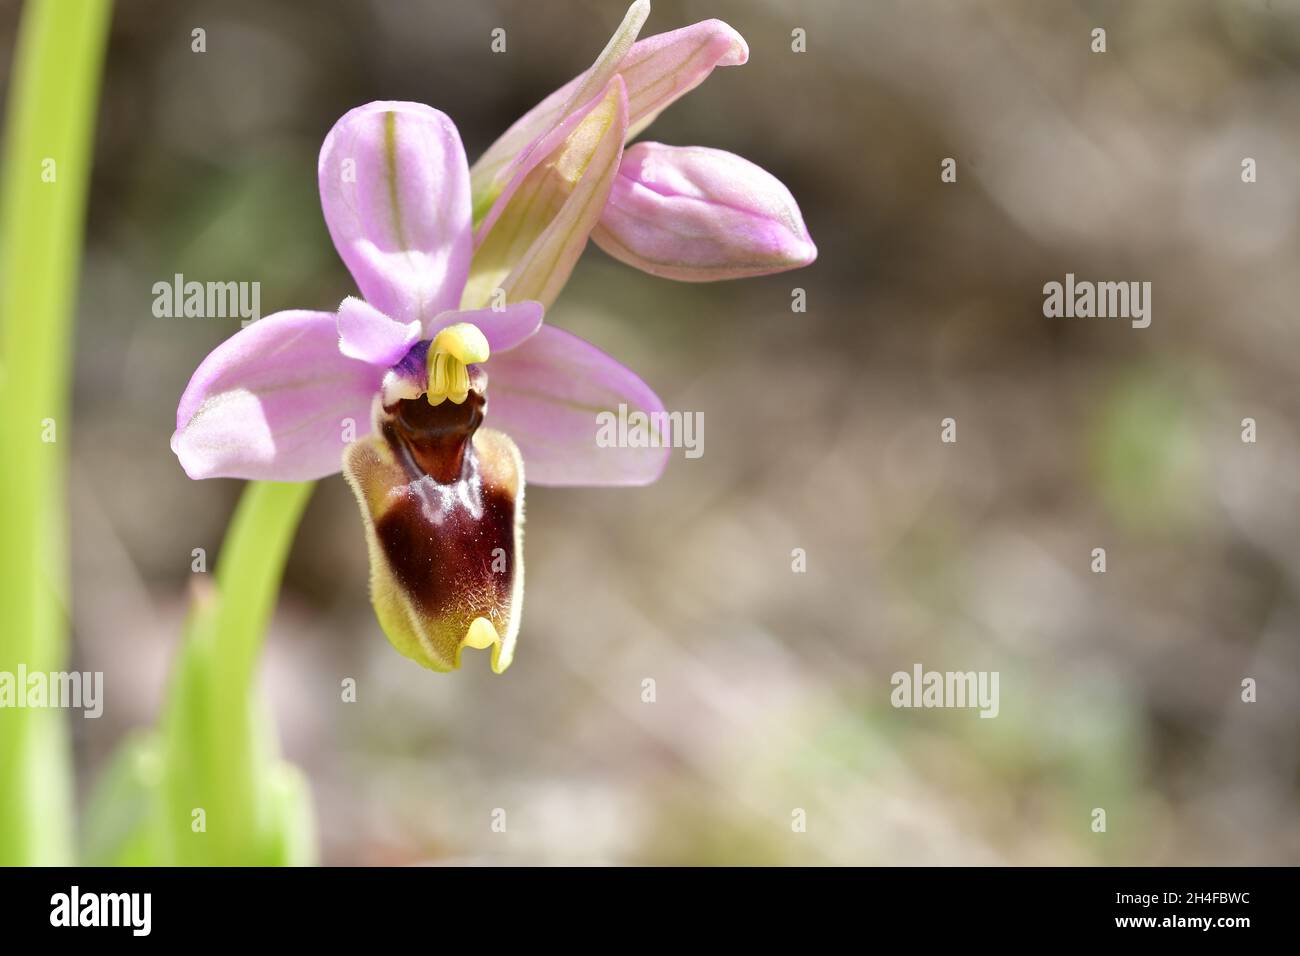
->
[[469, 0, 650, 222], [484, 324, 669, 486], [473, 90, 609, 247], [319, 101, 472, 327], [172, 310, 383, 481], [592, 143, 816, 281], [464, 77, 629, 311], [425, 301, 544, 354], [470, 8, 746, 219], [618, 19, 749, 139], [337, 296, 422, 366]]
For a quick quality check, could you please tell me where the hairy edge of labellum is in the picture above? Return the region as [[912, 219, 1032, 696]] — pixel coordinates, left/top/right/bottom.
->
[[344, 361, 525, 673]]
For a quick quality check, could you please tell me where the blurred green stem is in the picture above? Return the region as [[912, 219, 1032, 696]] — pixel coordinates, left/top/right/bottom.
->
[[210, 481, 315, 701], [0, 0, 112, 865], [161, 480, 314, 865]]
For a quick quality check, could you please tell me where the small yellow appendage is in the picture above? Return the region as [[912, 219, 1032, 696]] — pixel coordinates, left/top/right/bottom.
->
[[426, 322, 489, 405], [463, 616, 500, 650]]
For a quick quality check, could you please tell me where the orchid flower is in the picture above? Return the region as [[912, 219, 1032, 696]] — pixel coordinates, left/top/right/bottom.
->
[[171, 4, 817, 680], [171, 102, 666, 674], [466, 0, 816, 302]]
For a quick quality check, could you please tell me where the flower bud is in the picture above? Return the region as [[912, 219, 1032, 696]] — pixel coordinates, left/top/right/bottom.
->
[[592, 142, 816, 282]]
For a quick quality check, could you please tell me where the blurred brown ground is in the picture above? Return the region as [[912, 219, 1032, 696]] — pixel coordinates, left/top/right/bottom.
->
[[2, 0, 1297, 863]]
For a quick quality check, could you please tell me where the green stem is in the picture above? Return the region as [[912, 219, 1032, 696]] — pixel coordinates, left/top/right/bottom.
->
[[211, 481, 316, 696], [0, 0, 113, 866], [161, 480, 314, 865]]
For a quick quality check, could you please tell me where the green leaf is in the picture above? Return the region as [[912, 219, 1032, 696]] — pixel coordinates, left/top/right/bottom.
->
[[81, 733, 164, 866], [0, 0, 113, 866]]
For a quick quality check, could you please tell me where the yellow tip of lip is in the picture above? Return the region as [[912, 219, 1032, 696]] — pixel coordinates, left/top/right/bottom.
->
[[463, 616, 500, 650]]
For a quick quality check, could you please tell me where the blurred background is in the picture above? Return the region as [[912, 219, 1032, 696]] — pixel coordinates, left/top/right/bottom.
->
[[2, 0, 1298, 864]]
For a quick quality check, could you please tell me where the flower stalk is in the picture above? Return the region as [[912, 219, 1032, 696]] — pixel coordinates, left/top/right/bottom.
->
[[84, 480, 318, 866], [158, 480, 316, 865]]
